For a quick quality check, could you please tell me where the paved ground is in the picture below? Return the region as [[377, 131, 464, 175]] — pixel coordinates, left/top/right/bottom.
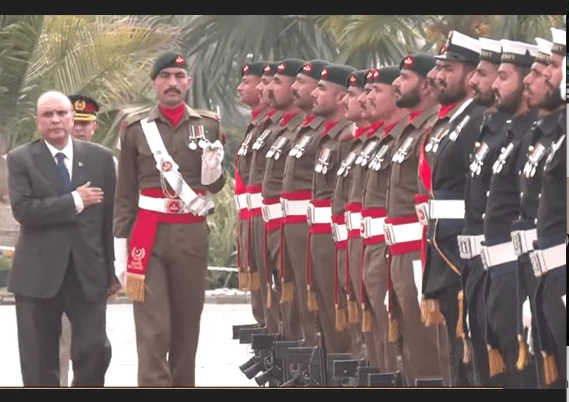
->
[[0, 303, 260, 387]]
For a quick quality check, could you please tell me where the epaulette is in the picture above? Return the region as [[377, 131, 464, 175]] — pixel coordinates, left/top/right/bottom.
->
[[340, 132, 354, 142], [120, 110, 147, 132], [195, 108, 221, 122]]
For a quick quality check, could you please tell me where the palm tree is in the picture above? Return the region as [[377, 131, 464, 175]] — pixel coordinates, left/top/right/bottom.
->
[[0, 15, 179, 153]]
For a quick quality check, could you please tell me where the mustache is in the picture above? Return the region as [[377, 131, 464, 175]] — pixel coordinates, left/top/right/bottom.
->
[[165, 88, 181, 94], [268, 91, 275, 100], [292, 89, 299, 98]]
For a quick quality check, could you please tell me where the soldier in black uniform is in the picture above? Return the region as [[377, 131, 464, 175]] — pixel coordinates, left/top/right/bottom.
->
[[424, 30, 486, 386], [512, 37, 558, 389], [460, 37, 509, 386], [481, 40, 538, 388], [529, 27, 566, 389]]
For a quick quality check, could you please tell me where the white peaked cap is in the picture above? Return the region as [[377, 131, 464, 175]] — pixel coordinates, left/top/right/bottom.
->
[[550, 28, 566, 46], [534, 37, 553, 56], [500, 40, 538, 57], [479, 37, 501, 54], [451, 30, 481, 54]]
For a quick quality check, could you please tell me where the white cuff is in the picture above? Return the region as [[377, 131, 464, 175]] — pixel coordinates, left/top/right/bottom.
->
[[522, 298, 532, 329], [71, 191, 84, 214], [113, 237, 128, 280]]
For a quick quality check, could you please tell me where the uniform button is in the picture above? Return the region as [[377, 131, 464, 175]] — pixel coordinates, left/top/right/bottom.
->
[[534, 218, 538, 224], [486, 191, 490, 197], [518, 170, 522, 175], [520, 192, 523, 198], [482, 213, 485, 219], [538, 193, 541, 199]]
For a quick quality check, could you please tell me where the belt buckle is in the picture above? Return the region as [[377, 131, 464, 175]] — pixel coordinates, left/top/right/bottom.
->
[[480, 246, 491, 270], [511, 231, 522, 256], [234, 196, 240, 211], [345, 212, 352, 231], [307, 204, 314, 225], [383, 223, 394, 246], [281, 199, 289, 216], [164, 198, 183, 214], [261, 205, 269, 222], [246, 193, 253, 210], [529, 250, 542, 278], [332, 223, 339, 242], [360, 217, 368, 238], [457, 236, 472, 259], [415, 203, 429, 226]]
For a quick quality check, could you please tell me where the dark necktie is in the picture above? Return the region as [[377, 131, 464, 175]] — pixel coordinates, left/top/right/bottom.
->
[[55, 152, 72, 192]]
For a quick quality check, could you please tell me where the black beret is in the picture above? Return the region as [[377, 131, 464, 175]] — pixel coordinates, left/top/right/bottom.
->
[[275, 58, 306, 78], [68, 94, 99, 122], [298, 59, 330, 81], [150, 51, 188, 80], [320, 64, 357, 87], [262, 62, 277, 76], [347, 69, 368, 89], [374, 66, 400, 85], [242, 61, 266, 77], [400, 53, 436, 77]]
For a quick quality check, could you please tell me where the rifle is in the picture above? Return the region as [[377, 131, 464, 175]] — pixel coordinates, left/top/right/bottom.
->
[[280, 334, 327, 388]]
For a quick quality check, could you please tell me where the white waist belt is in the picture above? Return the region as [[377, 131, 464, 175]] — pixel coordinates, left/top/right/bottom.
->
[[480, 241, 517, 270], [345, 211, 362, 231], [457, 235, 485, 259], [307, 205, 332, 225], [234, 193, 248, 211], [361, 216, 386, 239], [511, 228, 537, 256], [139, 194, 190, 214], [383, 221, 422, 246], [415, 202, 429, 226], [281, 198, 310, 217], [332, 223, 348, 242], [262, 203, 283, 222], [246, 192, 263, 210], [529, 243, 566, 278], [429, 199, 465, 220]]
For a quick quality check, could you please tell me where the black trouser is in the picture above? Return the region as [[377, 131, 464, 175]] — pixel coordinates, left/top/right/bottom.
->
[[15, 261, 109, 387], [462, 256, 490, 386], [438, 285, 475, 386], [535, 266, 566, 389], [485, 264, 535, 388]]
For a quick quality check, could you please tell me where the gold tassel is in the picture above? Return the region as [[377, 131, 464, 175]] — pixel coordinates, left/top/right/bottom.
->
[[307, 287, 319, 312], [361, 306, 372, 333], [125, 273, 145, 302], [488, 345, 505, 377], [238, 271, 249, 291], [280, 281, 294, 304], [266, 283, 273, 309], [429, 299, 445, 324], [515, 334, 529, 370], [388, 314, 400, 343], [348, 299, 359, 324], [542, 352, 559, 385], [462, 337, 472, 364], [248, 271, 260, 291], [421, 297, 430, 324], [456, 290, 464, 338], [335, 305, 347, 332]]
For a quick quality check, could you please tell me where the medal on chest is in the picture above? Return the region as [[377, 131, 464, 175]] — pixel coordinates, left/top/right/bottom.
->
[[369, 144, 391, 171], [448, 115, 471, 142], [469, 141, 489, 177], [315, 147, 331, 174], [356, 140, 379, 166], [392, 137, 414, 163], [522, 142, 547, 178], [237, 132, 254, 156], [337, 151, 358, 177], [425, 127, 448, 153], [544, 134, 565, 170], [266, 136, 288, 160], [252, 129, 272, 150], [492, 142, 514, 174], [289, 134, 312, 158], [188, 125, 208, 150]]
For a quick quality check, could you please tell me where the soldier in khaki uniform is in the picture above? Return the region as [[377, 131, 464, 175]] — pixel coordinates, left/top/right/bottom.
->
[[245, 62, 288, 334], [235, 61, 273, 329], [460, 38, 509, 386], [280, 61, 328, 346], [419, 32, 485, 386], [344, 69, 385, 354], [306, 64, 355, 353], [385, 53, 446, 385], [260, 58, 310, 340], [114, 51, 226, 386], [332, 69, 370, 360]]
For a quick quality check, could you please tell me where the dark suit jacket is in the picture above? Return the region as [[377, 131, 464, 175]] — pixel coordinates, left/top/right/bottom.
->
[[6, 138, 116, 301]]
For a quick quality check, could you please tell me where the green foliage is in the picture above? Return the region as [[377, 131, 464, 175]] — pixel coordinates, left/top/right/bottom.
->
[[0, 254, 12, 271]]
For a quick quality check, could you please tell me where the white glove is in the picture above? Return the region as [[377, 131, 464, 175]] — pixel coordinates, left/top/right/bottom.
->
[[201, 140, 224, 185], [113, 237, 128, 287], [186, 192, 215, 216], [522, 297, 532, 329]]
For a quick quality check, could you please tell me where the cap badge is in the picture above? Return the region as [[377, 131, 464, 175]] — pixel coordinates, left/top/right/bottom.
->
[[277, 63, 285, 72], [373, 69, 379, 79], [264, 65, 271, 72], [175, 55, 184, 65], [74, 100, 86, 111], [243, 64, 250, 73], [404, 56, 414, 67], [303, 64, 312, 72], [321, 68, 328, 78], [349, 75, 356, 84]]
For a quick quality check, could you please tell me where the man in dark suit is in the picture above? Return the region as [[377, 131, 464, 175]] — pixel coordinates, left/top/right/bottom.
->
[[6, 90, 120, 387]]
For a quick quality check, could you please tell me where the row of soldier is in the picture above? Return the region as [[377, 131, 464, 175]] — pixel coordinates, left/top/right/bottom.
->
[[234, 27, 566, 388]]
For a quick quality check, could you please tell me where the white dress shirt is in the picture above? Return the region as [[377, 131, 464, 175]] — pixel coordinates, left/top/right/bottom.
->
[[44, 140, 84, 214]]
